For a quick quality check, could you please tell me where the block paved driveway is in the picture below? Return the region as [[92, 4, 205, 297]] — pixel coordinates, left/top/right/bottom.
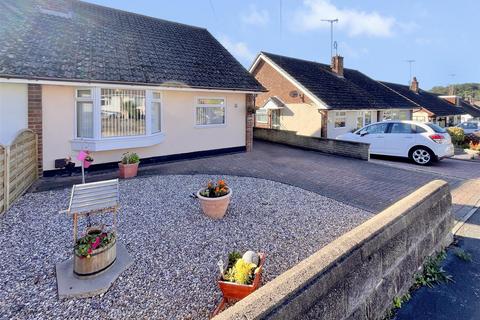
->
[[35, 140, 456, 213]]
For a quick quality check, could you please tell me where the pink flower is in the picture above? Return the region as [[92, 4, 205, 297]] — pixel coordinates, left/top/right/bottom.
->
[[91, 237, 101, 250], [87, 248, 93, 255]]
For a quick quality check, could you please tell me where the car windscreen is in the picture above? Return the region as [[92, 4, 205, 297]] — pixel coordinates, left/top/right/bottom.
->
[[425, 123, 447, 133]]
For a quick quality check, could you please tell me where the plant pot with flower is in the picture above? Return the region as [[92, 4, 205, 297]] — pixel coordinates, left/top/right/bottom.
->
[[73, 226, 116, 277], [197, 179, 231, 219], [212, 250, 266, 316], [118, 152, 140, 179]]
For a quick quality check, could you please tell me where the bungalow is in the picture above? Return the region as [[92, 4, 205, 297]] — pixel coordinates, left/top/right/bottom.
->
[[380, 78, 465, 127], [439, 95, 480, 122], [0, 0, 263, 175], [249, 52, 416, 138]]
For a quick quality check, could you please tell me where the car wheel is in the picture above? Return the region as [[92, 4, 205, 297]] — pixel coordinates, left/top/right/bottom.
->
[[410, 147, 434, 165]]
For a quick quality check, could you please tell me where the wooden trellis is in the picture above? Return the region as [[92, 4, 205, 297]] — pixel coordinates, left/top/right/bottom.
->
[[0, 129, 38, 215]]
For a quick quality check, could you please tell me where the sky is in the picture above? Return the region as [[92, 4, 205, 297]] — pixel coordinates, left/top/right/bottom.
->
[[86, 0, 479, 90]]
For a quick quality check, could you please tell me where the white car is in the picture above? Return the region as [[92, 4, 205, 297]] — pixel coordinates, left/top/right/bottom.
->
[[455, 121, 480, 135], [337, 121, 454, 165]]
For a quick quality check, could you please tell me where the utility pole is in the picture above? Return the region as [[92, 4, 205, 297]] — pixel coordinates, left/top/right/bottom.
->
[[321, 19, 338, 58], [448, 73, 456, 95], [405, 59, 415, 85]]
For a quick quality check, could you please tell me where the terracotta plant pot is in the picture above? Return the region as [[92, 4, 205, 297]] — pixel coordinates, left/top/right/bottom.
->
[[118, 162, 139, 179], [212, 253, 266, 316], [196, 188, 232, 219]]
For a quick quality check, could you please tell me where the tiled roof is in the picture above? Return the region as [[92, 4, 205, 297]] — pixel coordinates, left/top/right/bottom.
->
[[260, 52, 416, 110], [0, 0, 263, 91], [380, 82, 465, 116], [459, 99, 480, 118]]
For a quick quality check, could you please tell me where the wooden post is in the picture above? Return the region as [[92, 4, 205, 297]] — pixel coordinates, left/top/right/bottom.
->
[[73, 212, 78, 245]]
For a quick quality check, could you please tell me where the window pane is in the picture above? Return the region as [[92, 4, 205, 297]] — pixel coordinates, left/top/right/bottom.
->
[[426, 123, 447, 133], [390, 123, 413, 133], [77, 89, 92, 98], [256, 109, 268, 123], [101, 89, 146, 137], [335, 111, 346, 128], [365, 112, 372, 125], [196, 106, 225, 125], [357, 112, 363, 129], [151, 101, 161, 133], [77, 101, 94, 138], [152, 92, 161, 100], [198, 98, 224, 105], [366, 123, 388, 134]]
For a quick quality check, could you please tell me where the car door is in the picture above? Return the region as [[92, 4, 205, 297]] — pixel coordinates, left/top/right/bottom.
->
[[382, 122, 416, 156], [359, 122, 390, 154]]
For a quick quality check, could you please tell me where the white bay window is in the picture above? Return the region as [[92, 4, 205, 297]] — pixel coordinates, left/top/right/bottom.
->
[[72, 88, 164, 151]]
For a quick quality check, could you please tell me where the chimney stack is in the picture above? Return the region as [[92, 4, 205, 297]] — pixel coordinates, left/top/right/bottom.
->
[[331, 55, 344, 77], [410, 77, 419, 93]]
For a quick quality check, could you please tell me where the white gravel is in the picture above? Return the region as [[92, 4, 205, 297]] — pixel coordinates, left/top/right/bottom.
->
[[0, 175, 373, 320]]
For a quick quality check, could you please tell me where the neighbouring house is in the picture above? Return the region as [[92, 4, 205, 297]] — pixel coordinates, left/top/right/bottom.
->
[[381, 78, 465, 127], [249, 52, 416, 138], [439, 95, 480, 122], [0, 0, 263, 175]]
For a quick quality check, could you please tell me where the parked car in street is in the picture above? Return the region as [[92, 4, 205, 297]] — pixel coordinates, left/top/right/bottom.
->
[[455, 121, 480, 135], [337, 121, 454, 165]]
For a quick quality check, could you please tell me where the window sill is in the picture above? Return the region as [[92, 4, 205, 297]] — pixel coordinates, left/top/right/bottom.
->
[[194, 124, 226, 129], [71, 133, 165, 151]]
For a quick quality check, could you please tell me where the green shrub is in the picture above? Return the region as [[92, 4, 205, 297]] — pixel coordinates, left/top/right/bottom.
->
[[447, 127, 465, 146], [121, 152, 140, 164]]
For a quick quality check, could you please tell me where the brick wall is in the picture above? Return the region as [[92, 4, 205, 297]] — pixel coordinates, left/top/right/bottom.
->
[[214, 180, 453, 320], [251, 60, 313, 108], [28, 84, 42, 175], [254, 128, 370, 160]]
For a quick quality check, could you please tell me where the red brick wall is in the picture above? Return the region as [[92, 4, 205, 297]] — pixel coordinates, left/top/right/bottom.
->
[[246, 94, 255, 152], [251, 60, 313, 108], [28, 84, 43, 175]]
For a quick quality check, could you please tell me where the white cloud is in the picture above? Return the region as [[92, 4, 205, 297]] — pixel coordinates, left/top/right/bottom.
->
[[241, 5, 270, 26], [339, 42, 369, 59], [219, 36, 255, 63], [293, 0, 396, 37]]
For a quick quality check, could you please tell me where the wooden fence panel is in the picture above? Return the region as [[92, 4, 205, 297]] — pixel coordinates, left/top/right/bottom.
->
[[0, 130, 38, 215]]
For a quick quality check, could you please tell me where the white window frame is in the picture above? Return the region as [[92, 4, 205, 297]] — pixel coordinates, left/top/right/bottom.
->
[[356, 111, 373, 129], [150, 91, 163, 134], [334, 111, 347, 128], [194, 96, 226, 128], [255, 108, 268, 124], [72, 87, 165, 151]]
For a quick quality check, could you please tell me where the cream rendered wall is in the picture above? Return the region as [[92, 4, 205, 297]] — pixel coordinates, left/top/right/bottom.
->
[[326, 110, 378, 138], [279, 103, 322, 137], [42, 85, 246, 170], [0, 83, 28, 145]]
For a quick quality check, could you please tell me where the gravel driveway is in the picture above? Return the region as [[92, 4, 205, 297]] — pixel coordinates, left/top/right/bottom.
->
[[0, 175, 372, 319]]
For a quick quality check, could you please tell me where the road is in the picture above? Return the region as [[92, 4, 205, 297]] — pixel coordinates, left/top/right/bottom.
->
[[395, 208, 480, 320]]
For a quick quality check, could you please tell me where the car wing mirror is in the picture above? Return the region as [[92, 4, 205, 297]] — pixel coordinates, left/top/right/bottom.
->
[[359, 130, 368, 136]]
